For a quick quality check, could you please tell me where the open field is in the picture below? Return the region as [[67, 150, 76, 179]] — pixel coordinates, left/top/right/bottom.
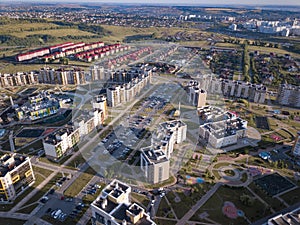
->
[[10, 29, 96, 38], [0, 22, 60, 34]]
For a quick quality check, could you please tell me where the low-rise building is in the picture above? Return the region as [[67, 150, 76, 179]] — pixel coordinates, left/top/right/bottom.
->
[[91, 179, 156, 225], [0, 154, 35, 203], [15, 91, 61, 121], [198, 106, 247, 149]]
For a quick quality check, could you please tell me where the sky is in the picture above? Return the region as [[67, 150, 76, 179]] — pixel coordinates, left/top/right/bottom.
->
[[3, 0, 300, 6]]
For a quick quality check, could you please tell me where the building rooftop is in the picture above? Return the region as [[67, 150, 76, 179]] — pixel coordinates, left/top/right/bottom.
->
[[0, 154, 28, 177], [141, 147, 168, 164]]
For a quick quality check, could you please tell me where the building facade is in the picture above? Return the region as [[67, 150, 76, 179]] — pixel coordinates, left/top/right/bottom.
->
[[0, 154, 35, 203], [140, 120, 187, 184], [277, 84, 300, 108], [198, 107, 248, 149]]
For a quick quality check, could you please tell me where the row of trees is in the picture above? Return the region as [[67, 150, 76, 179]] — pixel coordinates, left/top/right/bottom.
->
[[243, 41, 251, 82]]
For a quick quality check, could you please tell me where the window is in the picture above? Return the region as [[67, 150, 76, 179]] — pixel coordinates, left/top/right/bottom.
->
[[95, 212, 105, 224]]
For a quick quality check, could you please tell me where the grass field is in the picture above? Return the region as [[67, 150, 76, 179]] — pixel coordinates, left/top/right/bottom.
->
[[64, 167, 96, 197], [0, 22, 60, 34], [190, 185, 268, 224], [0, 218, 26, 225]]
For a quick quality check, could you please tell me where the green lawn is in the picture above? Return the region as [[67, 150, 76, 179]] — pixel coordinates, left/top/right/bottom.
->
[[0, 218, 26, 225], [248, 182, 285, 212], [280, 188, 300, 206], [190, 185, 268, 224], [64, 167, 96, 197], [22, 173, 64, 207], [131, 192, 150, 208], [16, 203, 39, 214], [155, 218, 177, 225], [32, 166, 53, 177], [166, 183, 211, 219]]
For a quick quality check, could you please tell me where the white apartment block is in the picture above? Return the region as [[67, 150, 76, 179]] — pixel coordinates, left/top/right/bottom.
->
[[0, 154, 35, 203], [43, 108, 105, 160], [140, 147, 170, 184], [43, 127, 80, 160], [277, 84, 300, 108], [91, 179, 156, 225], [192, 76, 267, 103], [92, 95, 108, 119], [140, 120, 187, 183]]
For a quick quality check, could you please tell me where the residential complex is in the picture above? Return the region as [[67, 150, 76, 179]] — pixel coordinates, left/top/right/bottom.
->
[[140, 120, 187, 183], [43, 104, 106, 160], [277, 84, 300, 108], [242, 19, 300, 36], [188, 80, 207, 108], [198, 106, 248, 149], [293, 131, 300, 156], [91, 179, 156, 225], [0, 72, 39, 88], [15, 91, 61, 121], [192, 76, 267, 103], [0, 153, 35, 203], [106, 67, 152, 107], [39, 67, 86, 85]]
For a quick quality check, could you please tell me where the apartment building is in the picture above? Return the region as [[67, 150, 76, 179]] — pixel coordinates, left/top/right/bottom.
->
[[0, 154, 35, 203], [188, 80, 207, 108], [190, 77, 267, 103], [107, 75, 151, 107], [43, 101, 106, 160], [159, 120, 187, 145], [73, 110, 103, 136], [140, 120, 187, 184], [0, 72, 39, 88], [293, 131, 300, 156], [39, 67, 86, 85], [43, 127, 80, 160], [140, 147, 170, 184], [92, 95, 108, 119], [221, 80, 267, 103], [198, 107, 248, 149], [91, 179, 156, 225], [277, 84, 300, 108]]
